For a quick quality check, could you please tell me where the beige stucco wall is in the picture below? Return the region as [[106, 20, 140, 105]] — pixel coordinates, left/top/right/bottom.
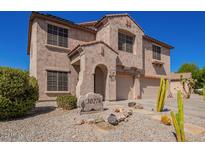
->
[[169, 73, 192, 97], [143, 39, 170, 77], [30, 18, 95, 101], [96, 16, 144, 70], [170, 80, 189, 97], [29, 15, 171, 101], [76, 43, 118, 101], [96, 21, 110, 46], [29, 19, 38, 78]]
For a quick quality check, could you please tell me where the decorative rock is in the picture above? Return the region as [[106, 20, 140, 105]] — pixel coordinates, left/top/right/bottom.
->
[[128, 110, 133, 115], [114, 107, 124, 113], [128, 102, 136, 107], [114, 108, 120, 113], [78, 92, 103, 112], [95, 117, 105, 123], [123, 112, 129, 118], [86, 119, 95, 124], [134, 103, 144, 109], [119, 108, 125, 113], [107, 114, 119, 126], [117, 114, 126, 122], [76, 119, 85, 125]]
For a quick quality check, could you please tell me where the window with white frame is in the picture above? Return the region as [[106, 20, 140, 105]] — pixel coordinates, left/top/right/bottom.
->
[[152, 44, 161, 60], [47, 71, 68, 91], [118, 32, 134, 53], [47, 24, 68, 48]]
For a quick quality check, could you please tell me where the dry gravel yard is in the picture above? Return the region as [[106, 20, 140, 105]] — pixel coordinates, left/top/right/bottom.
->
[[0, 95, 205, 142]]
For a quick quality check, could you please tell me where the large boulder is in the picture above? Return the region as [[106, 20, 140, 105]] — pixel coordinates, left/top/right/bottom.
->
[[78, 92, 103, 112]]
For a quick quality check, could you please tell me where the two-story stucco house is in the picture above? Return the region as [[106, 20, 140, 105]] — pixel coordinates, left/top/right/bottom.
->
[[28, 12, 174, 101]]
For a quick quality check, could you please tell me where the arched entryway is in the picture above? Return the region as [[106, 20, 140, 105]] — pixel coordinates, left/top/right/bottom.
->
[[94, 64, 108, 100]]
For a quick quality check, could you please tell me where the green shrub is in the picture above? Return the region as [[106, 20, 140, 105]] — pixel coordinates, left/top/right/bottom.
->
[[203, 85, 205, 101], [56, 95, 77, 110], [0, 67, 39, 120]]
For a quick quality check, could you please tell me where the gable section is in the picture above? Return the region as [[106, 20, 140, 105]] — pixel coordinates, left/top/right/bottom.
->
[[83, 41, 118, 56], [108, 15, 144, 35], [83, 42, 118, 68], [96, 14, 144, 35]]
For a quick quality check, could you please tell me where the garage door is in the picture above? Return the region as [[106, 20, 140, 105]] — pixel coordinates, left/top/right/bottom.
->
[[141, 78, 160, 99], [116, 74, 134, 100]]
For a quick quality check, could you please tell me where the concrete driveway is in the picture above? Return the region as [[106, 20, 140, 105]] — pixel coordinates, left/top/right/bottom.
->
[[136, 94, 205, 119], [131, 94, 205, 136]]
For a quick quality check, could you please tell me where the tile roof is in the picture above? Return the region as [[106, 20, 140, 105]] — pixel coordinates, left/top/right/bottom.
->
[[79, 20, 98, 26], [68, 41, 118, 57], [143, 35, 174, 49], [27, 12, 96, 54], [94, 13, 144, 32]]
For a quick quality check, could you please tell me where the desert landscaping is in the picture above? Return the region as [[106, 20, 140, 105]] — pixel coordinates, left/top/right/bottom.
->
[[0, 94, 205, 142]]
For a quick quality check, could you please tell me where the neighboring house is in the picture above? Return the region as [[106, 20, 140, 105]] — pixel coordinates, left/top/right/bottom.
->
[[169, 72, 192, 97], [28, 12, 174, 101]]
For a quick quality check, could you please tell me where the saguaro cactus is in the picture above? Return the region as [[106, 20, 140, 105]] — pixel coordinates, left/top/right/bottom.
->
[[156, 78, 169, 112], [170, 91, 185, 142], [203, 85, 205, 101]]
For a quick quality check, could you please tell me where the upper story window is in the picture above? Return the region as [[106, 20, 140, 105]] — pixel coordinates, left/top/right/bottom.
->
[[118, 32, 134, 53], [47, 24, 68, 48], [47, 71, 68, 91], [152, 44, 161, 60]]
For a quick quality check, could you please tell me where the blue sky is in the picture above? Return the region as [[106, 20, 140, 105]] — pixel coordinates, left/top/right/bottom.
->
[[0, 11, 204, 72]]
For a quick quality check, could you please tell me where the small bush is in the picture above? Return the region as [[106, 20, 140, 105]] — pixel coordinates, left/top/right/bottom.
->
[[161, 115, 171, 125], [56, 95, 77, 110], [0, 67, 39, 120], [194, 89, 203, 95]]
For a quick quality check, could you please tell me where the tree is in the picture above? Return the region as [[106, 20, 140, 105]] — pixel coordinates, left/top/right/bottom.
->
[[181, 78, 196, 98], [178, 64, 205, 89], [196, 67, 205, 88], [178, 63, 199, 79]]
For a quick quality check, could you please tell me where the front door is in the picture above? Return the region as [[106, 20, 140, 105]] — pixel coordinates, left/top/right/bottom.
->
[[94, 65, 107, 100]]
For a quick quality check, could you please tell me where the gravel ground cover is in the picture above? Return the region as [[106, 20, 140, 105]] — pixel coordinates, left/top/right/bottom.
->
[[0, 95, 205, 142]]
